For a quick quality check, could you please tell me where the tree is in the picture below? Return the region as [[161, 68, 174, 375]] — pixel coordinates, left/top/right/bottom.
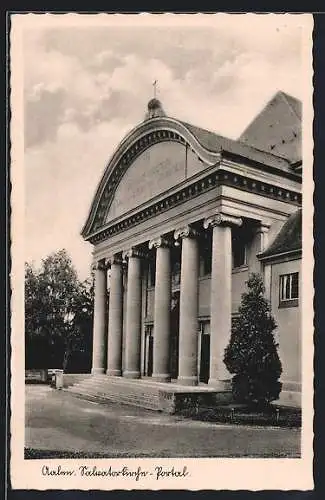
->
[[62, 275, 94, 372], [25, 261, 50, 368], [224, 273, 282, 407], [25, 249, 94, 372]]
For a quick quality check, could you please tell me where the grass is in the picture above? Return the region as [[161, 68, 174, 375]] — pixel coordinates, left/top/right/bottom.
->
[[24, 448, 157, 459], [24, 446, 300, 459], [180, 403, 301, 428]]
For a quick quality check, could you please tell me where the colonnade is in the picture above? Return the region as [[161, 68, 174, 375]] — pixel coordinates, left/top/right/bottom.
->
[[91, 211, 243, 387]]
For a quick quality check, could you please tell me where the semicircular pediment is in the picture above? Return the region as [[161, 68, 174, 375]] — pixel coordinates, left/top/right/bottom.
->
[[82, 118, 220, 239], [107, 141, 207, 222]]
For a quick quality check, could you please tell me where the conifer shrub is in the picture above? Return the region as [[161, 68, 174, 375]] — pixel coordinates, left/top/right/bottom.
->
[[224, 273, 282, 408]]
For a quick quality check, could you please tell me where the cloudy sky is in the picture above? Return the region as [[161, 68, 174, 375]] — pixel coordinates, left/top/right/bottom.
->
[[22, 14, 305, 279]]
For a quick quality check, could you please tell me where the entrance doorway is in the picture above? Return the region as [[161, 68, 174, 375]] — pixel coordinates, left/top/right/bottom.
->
[[199, 321, 210, 384], [144, 325, 153, 377]]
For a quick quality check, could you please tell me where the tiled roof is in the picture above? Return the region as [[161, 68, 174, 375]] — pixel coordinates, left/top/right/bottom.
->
[[179, 119, 294, 173], [281, 91, 302, 120], [261, 209, 302, 258], [239, 91, 302, 164]]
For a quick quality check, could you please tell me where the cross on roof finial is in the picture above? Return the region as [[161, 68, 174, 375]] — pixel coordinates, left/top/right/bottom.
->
[[153, 79, 158, 99]]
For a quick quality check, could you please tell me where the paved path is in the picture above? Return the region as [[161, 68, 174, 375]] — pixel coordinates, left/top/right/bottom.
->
[[25, 385, 300, 458]]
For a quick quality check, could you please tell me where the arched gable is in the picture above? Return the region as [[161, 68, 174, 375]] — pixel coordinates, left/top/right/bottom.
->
[[81, 117, 220, 240]]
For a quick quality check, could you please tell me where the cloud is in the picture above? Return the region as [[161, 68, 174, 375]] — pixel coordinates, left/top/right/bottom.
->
[[25, 87, 66, 147], [24, 20, 303, 147], [22, 17, 304, 277], [25, 117, 133, 278]]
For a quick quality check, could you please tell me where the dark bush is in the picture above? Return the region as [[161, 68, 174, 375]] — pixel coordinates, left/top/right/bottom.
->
[[224, 273, 282, 408]]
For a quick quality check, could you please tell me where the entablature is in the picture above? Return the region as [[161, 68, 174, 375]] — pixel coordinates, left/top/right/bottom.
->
[[88, 166, 302, 246]]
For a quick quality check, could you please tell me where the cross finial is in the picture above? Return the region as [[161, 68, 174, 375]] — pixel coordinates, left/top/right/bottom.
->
[[153, 79, 158, 98]]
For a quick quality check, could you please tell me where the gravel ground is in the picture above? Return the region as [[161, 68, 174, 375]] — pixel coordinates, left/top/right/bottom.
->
[[25, 385, 301, 458]]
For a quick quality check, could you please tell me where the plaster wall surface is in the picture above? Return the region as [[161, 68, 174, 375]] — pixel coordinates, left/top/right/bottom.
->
[[271, 258, 301, 384]]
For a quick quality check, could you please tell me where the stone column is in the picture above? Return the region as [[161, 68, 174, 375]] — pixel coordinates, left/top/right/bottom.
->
[[174, 226, 199, 386], [123, 248, 143, 379], [256, 224, 270, 253], [149, 237, 172, 382], [91, 260, 107, 375], [106, 255, 123, 376], [255, 223, 271, 301], [251, 224, 270, 274], [204, 212, 242, 388]]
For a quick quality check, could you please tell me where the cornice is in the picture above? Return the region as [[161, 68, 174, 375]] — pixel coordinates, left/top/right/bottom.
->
[[87, 168, 302, 245], [221, 157, 302, 188], [221, 151, 302, 183], [258, 248, 302, 264]]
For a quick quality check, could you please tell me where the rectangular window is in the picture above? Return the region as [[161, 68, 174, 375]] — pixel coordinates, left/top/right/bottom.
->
[[232, 238, 247, 268], [199, 232, 212, 277], [279, 272, 299, 303], [171, 261, 181, 289], [200, 251, 212, 276], [147, 259, 156, 288]]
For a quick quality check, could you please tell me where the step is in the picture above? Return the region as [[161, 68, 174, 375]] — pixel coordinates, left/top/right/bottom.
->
[[71, 381, 160, 397], [87, 375, 167, 389], [66, 387, 160, 411], [68, 387, 159, 401], [71, 380, 161, 398], [64, 375, 226, 414], [71, 391, 159, 409], [68, 391, 159, 411], [67, 381, 161, 399], [79, 375, 217, 394]]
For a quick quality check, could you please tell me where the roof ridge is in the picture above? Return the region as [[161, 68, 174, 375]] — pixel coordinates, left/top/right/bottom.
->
[[278, 91, 301, 120], [177, 118, 224, 139]]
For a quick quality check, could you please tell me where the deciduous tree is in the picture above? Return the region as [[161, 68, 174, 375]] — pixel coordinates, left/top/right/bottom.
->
[[25, 250, 94, 371]]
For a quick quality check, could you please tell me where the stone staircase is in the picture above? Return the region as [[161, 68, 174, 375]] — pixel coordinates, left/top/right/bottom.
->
[[64, 375, 231, 414], [65, 375, 162, 411]]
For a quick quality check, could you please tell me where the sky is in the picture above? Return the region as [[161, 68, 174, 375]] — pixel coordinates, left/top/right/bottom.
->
[[22, 14, 305, 280]]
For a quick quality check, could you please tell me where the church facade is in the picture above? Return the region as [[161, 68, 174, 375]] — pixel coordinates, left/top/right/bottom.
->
[[82, 93, 302, 405]]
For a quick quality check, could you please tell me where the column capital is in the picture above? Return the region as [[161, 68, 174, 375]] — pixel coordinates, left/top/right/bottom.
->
[[106, 254, 123, 267], [122, 247, 146, 261], [254, 223, 270, 235], [91, 260, 107, 272], [174, 225, 199, 241], [203, 211, 243, 229], [148, 236, 171, 250]]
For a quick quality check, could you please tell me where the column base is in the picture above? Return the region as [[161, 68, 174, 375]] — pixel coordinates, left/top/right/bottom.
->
[[106, 369, 122, 376], [91, 368, 105, 375], [208, 378, 231, 391], [123, 370, 140, 379], [152, 373, 171, 383], [177, 376, 198, 386]]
